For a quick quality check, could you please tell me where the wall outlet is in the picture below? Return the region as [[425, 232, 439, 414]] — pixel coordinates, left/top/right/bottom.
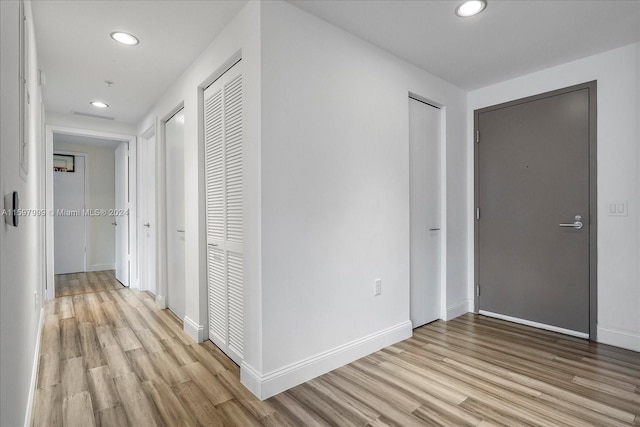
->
[[374, 279, 382, 296]]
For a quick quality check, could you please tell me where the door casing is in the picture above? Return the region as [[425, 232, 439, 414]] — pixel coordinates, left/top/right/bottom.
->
[[138, 125, 157, 295], [164, 108, 186, 320], [115, 141, 129, 286], [473, 81, 598, 339], [45, 126, 137, 300], [409, 96, 443, 328]]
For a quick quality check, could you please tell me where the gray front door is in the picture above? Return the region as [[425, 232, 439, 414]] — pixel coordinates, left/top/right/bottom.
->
[[475, 82, 596, 336]]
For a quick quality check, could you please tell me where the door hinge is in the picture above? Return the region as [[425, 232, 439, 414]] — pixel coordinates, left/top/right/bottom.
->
[[476, 130, 480, 143], [476, 284, 480, 297], [476, 208, 480, 220]]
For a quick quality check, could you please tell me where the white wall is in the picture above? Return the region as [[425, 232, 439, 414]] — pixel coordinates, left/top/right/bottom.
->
[[253, 0, 467, 398], [468, 43, 640, 351], [0, 1, 46, 425], [52, 141, 116, 271], [47, 111, 137, 136], [136, 0, 263, 374]]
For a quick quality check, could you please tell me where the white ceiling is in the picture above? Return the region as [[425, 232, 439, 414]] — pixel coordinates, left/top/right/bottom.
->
[[289, 0, 640, 90], [31, 0, 247, 125], [32, 0, 640, 127]]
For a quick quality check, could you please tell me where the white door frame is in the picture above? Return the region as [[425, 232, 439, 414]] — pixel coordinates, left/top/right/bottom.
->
[[52, 150, 89, 274], [45, 125, 137, 300], [155, 104, 185, 310], [138, 123, 157, 294], [161, 105, 186, 318], [408, 92, 448, 322], [115, 141, 130, 287]]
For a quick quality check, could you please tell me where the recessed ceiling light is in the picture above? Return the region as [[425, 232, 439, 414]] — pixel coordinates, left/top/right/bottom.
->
[[455, 0, 487, 17], [110, 31, 139, 46], [90, 101, 109, 108]]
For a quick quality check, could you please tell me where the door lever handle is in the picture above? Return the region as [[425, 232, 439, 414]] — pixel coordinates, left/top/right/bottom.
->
[[143, 223, 150, 228], [559, 215, 583, 230], [177, 229, 185, 233], [111, 222, 117, 226]]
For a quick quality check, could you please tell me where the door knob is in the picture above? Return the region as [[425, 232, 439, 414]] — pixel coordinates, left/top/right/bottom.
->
[[559, 215, 583, 230]]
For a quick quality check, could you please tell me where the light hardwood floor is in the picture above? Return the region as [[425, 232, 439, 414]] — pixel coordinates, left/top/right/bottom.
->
[[34, 274, 640, 426], [55, 270, 124, 298]]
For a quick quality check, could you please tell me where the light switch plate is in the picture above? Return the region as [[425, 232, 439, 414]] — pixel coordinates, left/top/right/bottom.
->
[[608, 200, 628, 217]]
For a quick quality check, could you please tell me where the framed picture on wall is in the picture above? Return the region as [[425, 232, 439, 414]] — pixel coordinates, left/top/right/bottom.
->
[[53, 154, 75, 172]]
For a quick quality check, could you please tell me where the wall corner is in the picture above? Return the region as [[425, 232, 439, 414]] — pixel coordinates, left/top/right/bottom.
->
[[183, 315, 205, 343]]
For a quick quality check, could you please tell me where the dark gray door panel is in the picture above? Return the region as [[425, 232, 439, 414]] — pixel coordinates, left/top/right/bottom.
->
[[476, 85, 594, 334]]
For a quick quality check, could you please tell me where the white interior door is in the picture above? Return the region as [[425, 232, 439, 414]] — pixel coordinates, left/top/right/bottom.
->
[[205, 60, 244, 364], [166, 110, 186, 319], [54, 154, 86, 274], [409, 98, 441, 328], [139, 134, 157, 294], [115, 142, 130, 286]]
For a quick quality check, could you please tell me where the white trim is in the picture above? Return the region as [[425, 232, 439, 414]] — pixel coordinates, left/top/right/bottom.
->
[[128, 138, 138, 290], [88, 263, 115, 272], [183, 315, 204, 343], [240, 362, 262, 397], [137, 124, 157, 295], [479, 310, 589, 339], [439, 107, 448, 321], [45, 125, 137, 300], [240, 321, 412, 400], [597, 325, 640, 352], [24, 307, 44, 427], [445, 300, 469, 321], [156, 294, 166, 309]]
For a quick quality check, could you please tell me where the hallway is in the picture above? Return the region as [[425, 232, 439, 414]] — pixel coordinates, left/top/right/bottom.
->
[[34, 273, 277, 426], [32, 274, 640, 426]]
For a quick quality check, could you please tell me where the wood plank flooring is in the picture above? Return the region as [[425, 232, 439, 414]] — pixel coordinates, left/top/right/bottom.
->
[[34, 273, 640, 426], [55, 270, 124, 297]]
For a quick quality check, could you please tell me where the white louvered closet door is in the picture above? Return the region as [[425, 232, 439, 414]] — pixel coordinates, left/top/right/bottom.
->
[[204, 60, 244, 365]]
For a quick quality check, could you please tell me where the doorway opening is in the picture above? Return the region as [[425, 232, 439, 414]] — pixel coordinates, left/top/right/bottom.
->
[[474, 81, 597, 339], [45, 126, 137, 300], [409, 94, 446, 328]]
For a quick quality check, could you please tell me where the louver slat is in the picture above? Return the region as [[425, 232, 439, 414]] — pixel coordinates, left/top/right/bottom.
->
[[227, 251, 243, 355], [224, 74, 243, 245], [207, 245, 226, 343], [204, 89, 224, 242]]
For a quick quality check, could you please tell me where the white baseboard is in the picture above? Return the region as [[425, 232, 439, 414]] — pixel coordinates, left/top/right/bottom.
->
[[155, 295, 166, 309], [597, 325, 640, 352], [241, 320, 412, 400], [88, 263, 115, 272], [444, 300, 470, 321], [183, 316, 204, 343], [25, 307, 44, 427], [479, 310, 589, 339]]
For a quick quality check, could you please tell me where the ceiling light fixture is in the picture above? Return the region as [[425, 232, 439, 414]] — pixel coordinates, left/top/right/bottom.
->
[[455, 0, 487, 17], [110, 31, 139, 46], [90, 101, 109, 108]]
